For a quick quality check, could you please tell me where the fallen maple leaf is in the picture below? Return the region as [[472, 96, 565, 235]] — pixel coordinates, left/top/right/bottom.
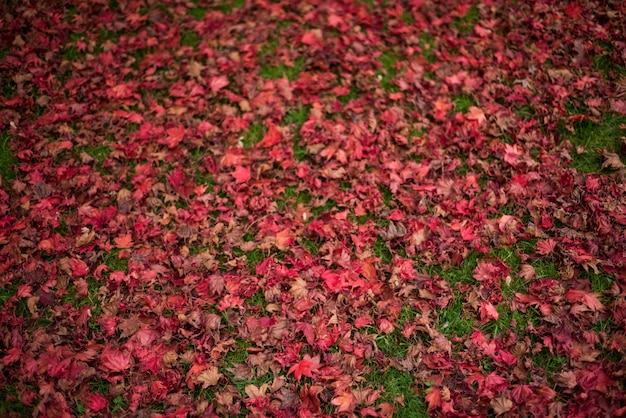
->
[[86, 393, 108, 412], [517, 264, 535, 280], [288, 354, 320, 382], [198, 366, 222, 388], [425, 388, 442, 409], [536, 239, 557, 255], [466, 106, 486, 125], [210, 75, 229, 93], [601, 149, 625, 170], [114, 233, 133, 249], [565, 289, 605, 312], [256, 124, 282, 148], [331, 391, 356, 413], [158, 125, 185, 149], [101, 347, 132, 373], [490, 395, 513, 415], [232, 165, 251, 184]]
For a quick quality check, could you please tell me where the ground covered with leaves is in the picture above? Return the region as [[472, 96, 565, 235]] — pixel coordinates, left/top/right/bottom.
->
[[1, 0, 626, 416]]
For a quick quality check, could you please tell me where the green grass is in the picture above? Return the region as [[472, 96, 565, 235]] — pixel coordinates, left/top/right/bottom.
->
[[418, 32, 437, 64], [452, 94, 477, 114], [259, 57, 306, 82], [435, 253, 482, 337], [452, 3, 480, 35], [364, 367, 429, 417], [246, 290, 265, 311], [258, 38, 279, 57], [532, 349, 566, 377], [0, 131, 18, 183], [592, 41, 626, 81], [102, 248, 128, 272], [586, 271, 616, 294], [216, 0, 245, 13], [111, 395, 129, 414], [188, 6, 207, 20], [0, 385, 34, 416], [83, 144, 110, 165], [564, 115, 626, 173], [241, 122, 264, 147], [373, 238, 393, 264], [276, 186, 311, 210], [180, 30, 200, 48], [232, 246, 270, 274], [225, 339, 253, 365], [283, 105, 311, 161], [299, 237, 320, 255], [378, 51, 399, 91], [529, 257, 558, 279]]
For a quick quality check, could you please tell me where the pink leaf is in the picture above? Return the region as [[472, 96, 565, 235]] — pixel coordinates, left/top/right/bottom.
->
[[210, 75, 229, 93], [231, 165, 251, 184]]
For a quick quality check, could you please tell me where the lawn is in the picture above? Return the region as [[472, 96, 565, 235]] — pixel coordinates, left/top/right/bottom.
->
[[1, 0, 625, 417]]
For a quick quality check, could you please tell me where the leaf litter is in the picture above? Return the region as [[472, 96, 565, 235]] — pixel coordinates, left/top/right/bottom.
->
[[0, 0, 626, 416]]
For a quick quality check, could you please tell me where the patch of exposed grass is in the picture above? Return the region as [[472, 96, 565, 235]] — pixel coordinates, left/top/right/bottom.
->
[[529, 257, 558, 279], [258, 38, 279, 57], [378, 51, 399, 91], [364, 366, 429, 417], [436, 253, 482, 337], [102, 248, 128, 272], [241, 122, 264, 147], [418, 32, 436, 64], [83, 144, 110, 165], [277, 186, 311, 210], [232, 247, 268, 274], [180, 30, 200, 48], [188, 6, 207, 20], [216, 0, 245, 13], [565, 115, 626, 173], [0, 385, 34, 416], [482, 306, 541, 336], [311, 198, 337, 216], [437, 293, 476, 338], [401, 10, 415, 26], [259, 57, 306, 82], [452, 3, 480, 35], [373, 237, 393, 264], [299, 237, 320, 255], [532, 349, 567, 377], [593, 42, 626, 81], [111, 395, 129, 414], [225, 339, 253, 366], [453, 93, 477, 114], [246, 290, 265, 311], [283, 105, 310, 161], [378, 184, 393, 206], [585, 271, 616, 294], [0, 131, 18, 183]]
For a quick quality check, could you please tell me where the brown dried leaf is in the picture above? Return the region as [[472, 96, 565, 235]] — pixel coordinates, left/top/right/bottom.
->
[[198, 366, 222, 388], [490, 395, 513, 415], [601, 150, 625, 170]]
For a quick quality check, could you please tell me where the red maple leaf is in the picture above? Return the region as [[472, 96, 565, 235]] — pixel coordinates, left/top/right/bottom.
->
[[288, 354, 320, 381], [114, 234, 133, 249], [536, 239, 557, 255], [232, 165, 251, 184], [159, 125, 185, 148], [331, 391, 356, 413], [425, 388, 442, 409], [565, 289, 605, 312], [210, 75, 229, 93], [256, 124, 282, 148], [101, 346, 132, 373], [86, 393, 108, 412]]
